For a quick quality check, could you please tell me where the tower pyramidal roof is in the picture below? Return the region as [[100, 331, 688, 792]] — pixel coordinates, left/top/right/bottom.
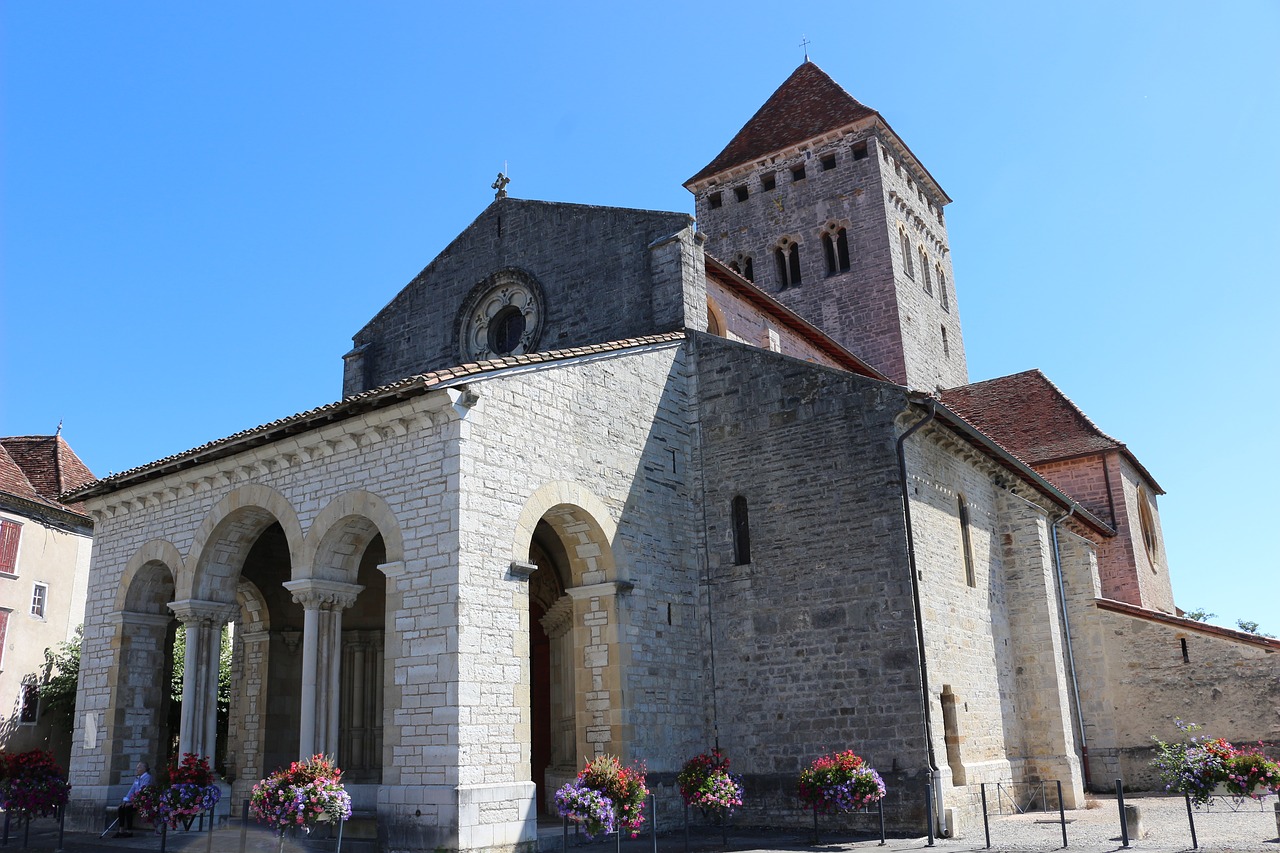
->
[[686, 61, 879, 186]]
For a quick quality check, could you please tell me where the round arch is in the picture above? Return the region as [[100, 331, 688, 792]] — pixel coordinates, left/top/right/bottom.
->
[[512, 481, 619, 586], [187, 484, 304, 603], [301, 490, 405, 583], [115, 539, 185, 614]]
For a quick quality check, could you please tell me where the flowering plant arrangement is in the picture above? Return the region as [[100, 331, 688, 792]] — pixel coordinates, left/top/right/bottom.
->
[[0, 750, 71, 818], [1152, 721, 1280, 805], [136, 753, 222, 829], [797, 750, 886, 813], [554, 754, 648, 839], [250, 754, 351, 837], [677, 749, 744, 816]]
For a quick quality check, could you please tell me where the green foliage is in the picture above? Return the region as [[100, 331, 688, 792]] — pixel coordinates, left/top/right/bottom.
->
[[39, 625, 82, 724], [1236, 619, 1275, 638], [1182, 609, 1215, 622]]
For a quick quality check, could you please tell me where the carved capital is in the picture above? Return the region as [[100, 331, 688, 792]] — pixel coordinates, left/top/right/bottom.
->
[[282, 579, 363, 611], [168, 598, 239, 625], [540, 595, 574, 640]]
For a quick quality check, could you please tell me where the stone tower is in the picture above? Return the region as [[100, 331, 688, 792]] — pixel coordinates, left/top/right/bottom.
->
[[686, 61, 968, 391]]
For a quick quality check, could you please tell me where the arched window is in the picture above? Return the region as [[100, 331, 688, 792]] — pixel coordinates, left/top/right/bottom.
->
[[731, 496, 751, 565], [900, 228, 914, 279], [920, 248, 932, 295], [775, 239, 801, 290], [937, 265, 950, 312], [822, 225, 851, 276]]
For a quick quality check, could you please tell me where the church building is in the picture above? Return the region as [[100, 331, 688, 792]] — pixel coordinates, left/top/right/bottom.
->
[[63, 62, 1278, 850]]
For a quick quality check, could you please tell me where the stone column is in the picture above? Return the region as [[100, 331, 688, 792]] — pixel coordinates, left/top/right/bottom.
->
[[169, 599, 239, 761], [282, 580, 362, 760]]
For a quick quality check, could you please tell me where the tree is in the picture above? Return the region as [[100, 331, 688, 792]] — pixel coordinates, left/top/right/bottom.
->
[[39, 625, 82, 725], [1236, 619, 1275, 638], [1182, 609, 1215, 622]]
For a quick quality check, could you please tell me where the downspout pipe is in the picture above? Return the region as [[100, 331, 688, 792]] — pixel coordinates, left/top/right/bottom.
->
[[896, 398, 946, 837], [1050, 509, 1092, 789]]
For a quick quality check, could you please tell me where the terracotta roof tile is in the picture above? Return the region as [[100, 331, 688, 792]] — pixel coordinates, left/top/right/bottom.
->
[[687, 62, 878, 185], [940, 369, 1163, 493], [63, 333, 687, 503], [0, 435, 96, 515]]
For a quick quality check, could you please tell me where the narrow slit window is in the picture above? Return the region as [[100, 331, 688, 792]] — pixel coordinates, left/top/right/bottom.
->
[[942, 326, 950, 359], [1180, 637, 1189, 663], [920, 248, 933, 295], [938, 266, 950, 312], [959, 497, 975, 587], [835, 228, 850, 271], [732, 496, 751, 565], [788, 243, 802, 285], [743, 256, 754, 281], [823, 233, 837, 276], [900, 229, 915, 279]]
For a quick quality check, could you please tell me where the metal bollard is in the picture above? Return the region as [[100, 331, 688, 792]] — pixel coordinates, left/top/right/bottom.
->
[[812, 804, 819, 844], [563, 815, 568, 853], [240, 799, 249, 853], [22, 815, 29, 849], [650, 793, 657, 853], [980, 783, 990, 849], [206, 805, 214, 853], [336, 812, 344, 853], [1184, 793, 1198, 850], [160, 822, 168, 853], [878, 795, 886, 846], [3, 807, 9, 846], [1056, 781, 1066, 848], [56, 803, 66, 853], [684, 802, 689, 853], [1115, 780, 1128, 848]]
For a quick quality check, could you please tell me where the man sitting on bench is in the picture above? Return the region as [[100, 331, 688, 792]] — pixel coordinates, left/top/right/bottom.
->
[[115, 762, 151, 838]]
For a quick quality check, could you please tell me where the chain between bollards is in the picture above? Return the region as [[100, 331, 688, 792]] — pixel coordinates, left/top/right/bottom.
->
[[1115, 780, 1128, 848], [1184, 793, 1198, 849]]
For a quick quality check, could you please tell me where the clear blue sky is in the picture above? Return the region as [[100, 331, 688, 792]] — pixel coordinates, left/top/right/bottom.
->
[[3, 3, 1276, 631]]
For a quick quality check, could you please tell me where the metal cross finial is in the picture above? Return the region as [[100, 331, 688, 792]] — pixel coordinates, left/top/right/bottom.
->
[[800, 35, 810, 61], [492, 171, 510, 199]]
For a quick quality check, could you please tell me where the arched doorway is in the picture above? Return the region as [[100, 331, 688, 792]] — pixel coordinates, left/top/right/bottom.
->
[[113, 556, 178, 781], [528, 523, 571, 814]]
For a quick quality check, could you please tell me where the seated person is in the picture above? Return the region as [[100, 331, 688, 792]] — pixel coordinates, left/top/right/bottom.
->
[[115, 762, 151, 838]]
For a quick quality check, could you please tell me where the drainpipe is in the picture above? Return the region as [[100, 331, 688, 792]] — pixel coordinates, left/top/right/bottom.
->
[[1050, 509, 1092, 789], [896, 398, 946, 838]]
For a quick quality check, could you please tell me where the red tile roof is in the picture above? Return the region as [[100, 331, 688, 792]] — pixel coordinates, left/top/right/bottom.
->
[[63, 333, 689, 503], [687, 62, 878, 185], [940, 369, 1163, 493], [0, 435, 96, 515]]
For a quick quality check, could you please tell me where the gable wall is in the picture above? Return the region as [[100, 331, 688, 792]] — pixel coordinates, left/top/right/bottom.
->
[[705, 275, 851, 368], [350, 202, 695, 394]]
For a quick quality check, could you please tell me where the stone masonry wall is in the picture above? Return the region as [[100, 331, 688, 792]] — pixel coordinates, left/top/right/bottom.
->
[[349, 199, 695, 394], [690, 332, 930, 831], [705, 274, 852, 368]]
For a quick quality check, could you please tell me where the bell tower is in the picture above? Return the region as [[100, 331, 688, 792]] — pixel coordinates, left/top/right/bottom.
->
[[685, 61, 968, 392]]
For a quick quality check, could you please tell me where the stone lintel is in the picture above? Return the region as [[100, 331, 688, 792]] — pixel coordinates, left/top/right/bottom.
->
[[567, 580, 633, 600]]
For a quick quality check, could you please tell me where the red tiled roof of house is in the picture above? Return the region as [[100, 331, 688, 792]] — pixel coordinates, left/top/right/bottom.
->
[[940, 369, 1163, 493], [686, 62, 878, 185], [0, 435, 96, 515], [63, 333, 689, 503]]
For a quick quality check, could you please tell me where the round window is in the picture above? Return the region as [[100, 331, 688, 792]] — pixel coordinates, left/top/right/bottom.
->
[[488, 306, 527, 355]]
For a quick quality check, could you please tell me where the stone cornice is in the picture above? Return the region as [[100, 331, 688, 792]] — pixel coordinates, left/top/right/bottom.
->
[[169, 598, 240, 625]]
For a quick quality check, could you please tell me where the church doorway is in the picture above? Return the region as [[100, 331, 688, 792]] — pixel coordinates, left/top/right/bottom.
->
[[528, 522, 573, 816]]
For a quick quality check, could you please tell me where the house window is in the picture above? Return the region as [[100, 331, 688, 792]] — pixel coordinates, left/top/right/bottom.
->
[[900, 229, 914, 279], [822, 226, 850, 276], [938, 265, 950, 312], [775, 239, 801, 289], [852, 141, 868, 160], [30, 583, 47, 619], [959, 496, 976, 587], [0, 520, 20, 575], [761, 173, 776, 192], [920, 248, 932, 295], [19, 679, 38, 724], [791, 164, 806, 182], [734, 186, 749, 203], [821, 153, 837, 171], [732, 496, 751, 565], [708, 191, 722, 209]]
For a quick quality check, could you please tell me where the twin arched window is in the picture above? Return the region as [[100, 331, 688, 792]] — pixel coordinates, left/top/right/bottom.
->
[[775, 239, 802, 290], [822, 225, 850, 276]]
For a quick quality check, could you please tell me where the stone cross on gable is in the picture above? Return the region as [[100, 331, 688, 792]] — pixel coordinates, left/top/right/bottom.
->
[[492, 172, 511, 199]]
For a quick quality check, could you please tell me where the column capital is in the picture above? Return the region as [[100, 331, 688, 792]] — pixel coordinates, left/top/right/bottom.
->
[[283, 579, 363, 611], [168, 598, 239, 625]]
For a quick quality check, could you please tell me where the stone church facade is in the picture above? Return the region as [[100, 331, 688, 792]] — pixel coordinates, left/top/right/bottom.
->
[[64, 63, 1278, 850]]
